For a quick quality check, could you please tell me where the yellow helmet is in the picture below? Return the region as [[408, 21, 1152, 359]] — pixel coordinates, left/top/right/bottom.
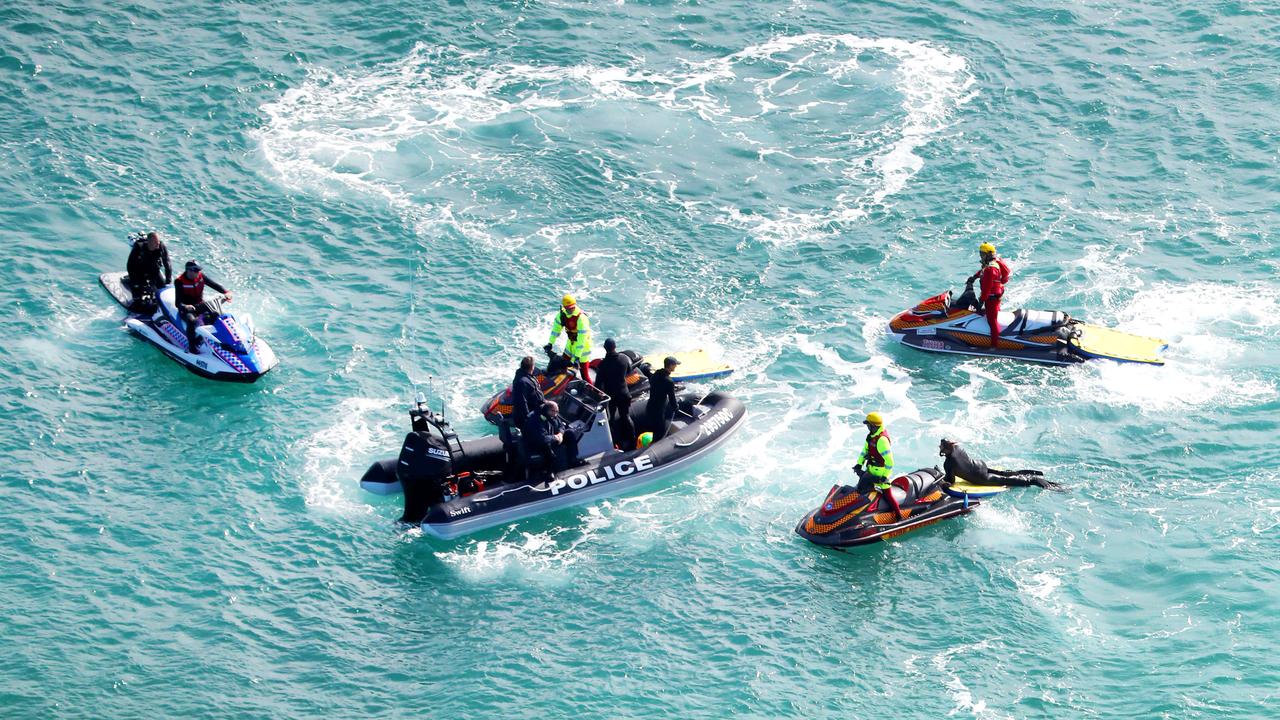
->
[[562, 294, 577, 308], [864, 411, 883, 425], [979, 242, 996, 254]]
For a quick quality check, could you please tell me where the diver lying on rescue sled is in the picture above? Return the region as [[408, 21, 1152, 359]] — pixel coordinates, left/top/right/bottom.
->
[[938, 438, 1061, 490]]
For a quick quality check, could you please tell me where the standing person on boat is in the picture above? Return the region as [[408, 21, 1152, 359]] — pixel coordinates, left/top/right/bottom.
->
[[938, 439, 1061, 489], [967, 242, 1011, 348], [510, 355, 544, 428], [173, 260, 231, 352], [593, 338, 636, 448], [640, 356, 680, 442], [545, 294, 593, 385], [854, 411, 903, 520]]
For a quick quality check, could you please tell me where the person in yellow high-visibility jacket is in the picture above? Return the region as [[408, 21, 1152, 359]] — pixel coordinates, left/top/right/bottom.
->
[[544, 294, 594, 385], [854, 411, 903, 519]]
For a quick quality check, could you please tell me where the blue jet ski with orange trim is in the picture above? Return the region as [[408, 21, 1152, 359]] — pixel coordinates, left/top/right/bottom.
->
[[795, 468, 978, 548], [889, 281, 1167, 366]]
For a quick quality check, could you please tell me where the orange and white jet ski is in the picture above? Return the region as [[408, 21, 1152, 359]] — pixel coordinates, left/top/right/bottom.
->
[[889, 283, 1166, 366]]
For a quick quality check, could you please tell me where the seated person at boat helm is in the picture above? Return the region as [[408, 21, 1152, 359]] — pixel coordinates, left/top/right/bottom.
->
[[174, 260, 232, 351], [853, 411, 903, 520], [526, 401, 579, 472], [938, 439, 1061, 490]]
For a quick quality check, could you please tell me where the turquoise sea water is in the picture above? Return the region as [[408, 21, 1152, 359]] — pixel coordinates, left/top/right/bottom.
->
[[3, 0, 1278, 716]]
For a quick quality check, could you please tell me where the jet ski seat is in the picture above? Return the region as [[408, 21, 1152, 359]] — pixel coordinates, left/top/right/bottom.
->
[[1002, 308, 1068, 335], [889, 471, 941, 503]]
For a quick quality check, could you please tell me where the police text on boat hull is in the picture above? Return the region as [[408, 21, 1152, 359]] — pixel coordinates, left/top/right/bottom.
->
[[360, 388, 746, 539]]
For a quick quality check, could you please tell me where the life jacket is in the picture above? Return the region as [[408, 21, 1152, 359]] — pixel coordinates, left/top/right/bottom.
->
[[864, 429, 890, 468], [559, 308, 581, 342], [980, 258, 1011, 300], [175, 271, 205, 305]]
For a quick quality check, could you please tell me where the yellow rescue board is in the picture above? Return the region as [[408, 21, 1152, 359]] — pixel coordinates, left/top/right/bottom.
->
[[1074, 324, 1168, 365], [644, 349, 735, 383], [943, 478, 1011, 499]]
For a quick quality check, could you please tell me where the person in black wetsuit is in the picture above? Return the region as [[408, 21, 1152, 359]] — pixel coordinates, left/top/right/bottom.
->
[[593, 338, 636, 448], [510, 356, 544, 428], [173, 260, 232, 352], [126, 231, 172, 303], [939, 439, 1062, 490], [640, 356, 680, 442], [525, 401, 578, 472]]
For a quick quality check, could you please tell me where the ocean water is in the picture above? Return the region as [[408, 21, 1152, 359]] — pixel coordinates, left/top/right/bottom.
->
[[2, 0, 1278, 716]]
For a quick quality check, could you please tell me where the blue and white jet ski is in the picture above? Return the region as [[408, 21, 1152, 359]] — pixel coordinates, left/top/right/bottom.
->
[[99, 272, 278, 382]]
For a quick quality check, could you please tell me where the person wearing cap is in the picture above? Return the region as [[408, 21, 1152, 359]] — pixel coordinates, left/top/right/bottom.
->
[[938, 439, 1061, 490], [173, 260, 232, 352], [526, 400, 577, 472], [594, 338, 636, 447], [126, 231, 172, 301], [854, 411, 902, 519], [966, 243, 1012, 348], [640, 355, 681, 442], [544, 294, 594, 385]]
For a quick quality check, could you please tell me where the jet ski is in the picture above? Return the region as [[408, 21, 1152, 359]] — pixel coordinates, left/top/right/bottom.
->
[[795, 468, 977, 548], [889, 281, 1167, 366], [481, 347, 649, 425], [361, 384, 747, 540], [99, 272, 278, 382]]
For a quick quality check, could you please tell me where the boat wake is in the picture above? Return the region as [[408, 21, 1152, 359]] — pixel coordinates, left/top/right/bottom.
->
[[257, 33, 974, 245]]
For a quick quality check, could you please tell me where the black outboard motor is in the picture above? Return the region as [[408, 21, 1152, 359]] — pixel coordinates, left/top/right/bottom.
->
[[399, 402, 462, 523]]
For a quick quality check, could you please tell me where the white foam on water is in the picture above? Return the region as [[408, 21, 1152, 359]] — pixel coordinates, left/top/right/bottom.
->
[[971, 502, 1031, 536], [1067, 282, 1278, 412], [294, 396, 399, 513], [1245, 470, 1280, 537], [1009, 553, 1095, 639], [793, 316, 921, 422], [944, 361, 1037, 447], [712, 34, 975, 243], [434, 507, 613, 582], [1064, 242, 1145, 316], [927, 639, 1015, 720], [256, 34, 974, 245]]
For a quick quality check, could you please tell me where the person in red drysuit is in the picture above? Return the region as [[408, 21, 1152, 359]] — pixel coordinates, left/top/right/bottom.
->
[[967, 243, 1011, 348]]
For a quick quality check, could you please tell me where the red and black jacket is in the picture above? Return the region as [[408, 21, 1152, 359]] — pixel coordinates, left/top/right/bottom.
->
[[173, 271, 227, 307]]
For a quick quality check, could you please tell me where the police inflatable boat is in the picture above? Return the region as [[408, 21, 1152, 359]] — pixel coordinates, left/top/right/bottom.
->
[[100, 272, 278, 382], [889, 282, 1167, 366], [361, 386, 747, 539], [795, 468, 978, 548]]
